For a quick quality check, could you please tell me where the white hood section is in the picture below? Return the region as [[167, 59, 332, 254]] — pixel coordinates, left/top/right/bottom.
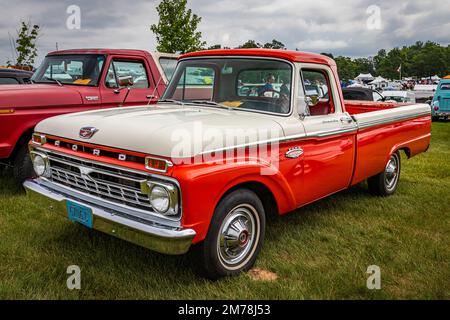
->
[[36, 104, 285, 158]]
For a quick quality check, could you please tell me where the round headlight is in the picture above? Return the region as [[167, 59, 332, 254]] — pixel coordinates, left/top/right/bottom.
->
[[150, 185, 170, 213], [32, 154, 48, 177]]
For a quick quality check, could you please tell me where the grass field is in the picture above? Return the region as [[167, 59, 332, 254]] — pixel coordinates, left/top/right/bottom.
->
[[0, 123, 449, 299]]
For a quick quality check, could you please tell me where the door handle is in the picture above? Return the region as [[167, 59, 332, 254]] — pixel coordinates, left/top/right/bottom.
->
[[340, 116, 353, 124]]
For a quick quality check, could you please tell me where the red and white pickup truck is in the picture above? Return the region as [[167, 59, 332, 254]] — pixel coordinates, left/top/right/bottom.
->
[[24, 49, 431, 279], [0, 49, 177, 182]]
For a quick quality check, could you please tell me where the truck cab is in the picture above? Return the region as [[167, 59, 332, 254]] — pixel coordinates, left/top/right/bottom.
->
[[0, 49, 178, 182]]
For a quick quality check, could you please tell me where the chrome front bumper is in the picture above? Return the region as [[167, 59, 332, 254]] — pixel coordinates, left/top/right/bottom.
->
[[23, 179, 196, 255]]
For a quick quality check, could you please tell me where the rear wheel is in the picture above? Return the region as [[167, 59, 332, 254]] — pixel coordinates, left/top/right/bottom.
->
[[432, 116, 439, 122], [13, 143, 35, 183], [368, 151, 401, 196], [192, 189, 265, 280]]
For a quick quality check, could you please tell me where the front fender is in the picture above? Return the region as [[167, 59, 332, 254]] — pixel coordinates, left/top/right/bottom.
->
[[173, 160, 296, 243]]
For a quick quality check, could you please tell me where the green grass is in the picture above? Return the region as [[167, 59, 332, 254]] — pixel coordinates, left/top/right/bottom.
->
[[0, 123, 449, 299]]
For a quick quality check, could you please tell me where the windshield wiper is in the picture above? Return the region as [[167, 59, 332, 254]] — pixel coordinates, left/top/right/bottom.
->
[[157, 99, 184, 105], [44, 77, 63, 87], [189, 100, 233, 110]]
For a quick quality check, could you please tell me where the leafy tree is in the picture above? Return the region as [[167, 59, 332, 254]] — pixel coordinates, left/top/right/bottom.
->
[[263, 39, 286, 50], [207, 44, 222, 50], [237, 40, 261, 49], [14, 21, 40, 69], [150, 0, 206, 53]]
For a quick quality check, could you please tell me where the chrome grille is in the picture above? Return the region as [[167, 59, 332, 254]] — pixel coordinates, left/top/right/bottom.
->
[[47, 152, 153, 211]]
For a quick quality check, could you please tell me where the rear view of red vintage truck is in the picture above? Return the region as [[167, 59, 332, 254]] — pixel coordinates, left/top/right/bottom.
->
[[24, 49, 431, 279], [0, 49, 178, 182]]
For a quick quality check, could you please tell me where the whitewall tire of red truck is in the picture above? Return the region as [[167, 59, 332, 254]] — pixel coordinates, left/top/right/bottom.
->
[[368, 151, 401, 196], [192, 189, 266, 280]]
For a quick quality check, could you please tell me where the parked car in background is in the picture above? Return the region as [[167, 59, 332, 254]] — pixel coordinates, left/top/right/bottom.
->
[[0, 49, 178, 182], [24, 49, 431, 279], [0, 68, 33, 84], [383, 91, 416, 103], [343, 87, 385, 102], [431, 79, 450, 121]]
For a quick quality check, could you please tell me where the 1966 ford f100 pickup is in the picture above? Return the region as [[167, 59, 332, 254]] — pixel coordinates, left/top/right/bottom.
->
[[24, 49, 431, 279]]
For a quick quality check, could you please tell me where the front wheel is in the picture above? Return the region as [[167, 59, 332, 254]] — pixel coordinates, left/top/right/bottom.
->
[[13, 143, 35, 184], [192, 189, 266, 280], [368, 151, 401, 196]]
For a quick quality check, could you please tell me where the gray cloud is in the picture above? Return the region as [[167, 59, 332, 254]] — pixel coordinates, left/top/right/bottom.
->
[[0, 0, 449, 66]]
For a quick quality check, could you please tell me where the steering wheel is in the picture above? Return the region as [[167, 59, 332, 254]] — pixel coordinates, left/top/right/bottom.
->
[[259, 89, 280, 98]]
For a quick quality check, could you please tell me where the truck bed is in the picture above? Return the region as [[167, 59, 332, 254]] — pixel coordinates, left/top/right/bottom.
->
[[345, 100, 432, 186]]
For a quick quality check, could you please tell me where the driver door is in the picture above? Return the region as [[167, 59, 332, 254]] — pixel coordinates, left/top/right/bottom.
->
[[100, 57, 157, 108], [296, 66, 357, 206]]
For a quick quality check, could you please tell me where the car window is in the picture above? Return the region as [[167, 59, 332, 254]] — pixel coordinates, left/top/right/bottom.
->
[[373, 91, 384, 102], [173, 66, 215, 100], [105, 60, 149, 89], [237, 69, 291, 98], [0, 77, 20, 84], [159, 58, 177, 81], [301, 70, 333, 116], [163, 58, 293, 115], [32, 54, 105, 86], [441, 83, 450, 90]]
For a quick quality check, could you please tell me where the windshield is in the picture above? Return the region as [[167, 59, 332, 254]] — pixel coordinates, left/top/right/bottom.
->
[[385, 95, 406, 103], [159, 57, 177, 81], [441, 83, 450, 90], [162, 58, 293, 115], [31, 54, 105, 86]]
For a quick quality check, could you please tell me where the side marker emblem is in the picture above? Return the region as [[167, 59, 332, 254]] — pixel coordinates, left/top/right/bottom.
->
[[286, 147, 304, 159]]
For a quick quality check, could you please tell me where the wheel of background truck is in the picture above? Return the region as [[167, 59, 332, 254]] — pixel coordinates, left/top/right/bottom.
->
[[13, 143, 35, 183], [432, 116, 439, 122], [192, 189, 266, 280], [368, 151, 401, 196]]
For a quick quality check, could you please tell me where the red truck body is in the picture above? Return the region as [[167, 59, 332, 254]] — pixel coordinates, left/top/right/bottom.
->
[[24, 49, 431, 278], [0, 49, 177, 170]]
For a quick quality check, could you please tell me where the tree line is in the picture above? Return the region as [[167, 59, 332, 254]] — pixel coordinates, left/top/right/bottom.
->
[[325, 41, 450, 81], [6, 0, 450, 81]]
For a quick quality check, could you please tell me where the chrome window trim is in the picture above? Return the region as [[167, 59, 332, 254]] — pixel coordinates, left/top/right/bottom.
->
[[356, 111, 430, 129]]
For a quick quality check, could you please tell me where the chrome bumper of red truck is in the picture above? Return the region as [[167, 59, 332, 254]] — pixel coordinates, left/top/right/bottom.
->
[[23, 179, 196, 255]]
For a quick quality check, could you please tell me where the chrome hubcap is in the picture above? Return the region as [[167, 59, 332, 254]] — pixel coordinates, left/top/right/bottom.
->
[[385, 154, 399, 191], [217, 204, 258, 268]]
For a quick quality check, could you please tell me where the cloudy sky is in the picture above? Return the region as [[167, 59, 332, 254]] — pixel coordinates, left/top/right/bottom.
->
[[1, 0, 449, 65]]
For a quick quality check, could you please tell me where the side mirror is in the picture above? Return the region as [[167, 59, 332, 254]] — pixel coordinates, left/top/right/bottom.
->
[[118, 75, 134, 87], [306, 95, 320, 107]]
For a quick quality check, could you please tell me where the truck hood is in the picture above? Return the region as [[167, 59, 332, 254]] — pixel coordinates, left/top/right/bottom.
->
[[0, 84, 83, 108], [36, 104, 285, 158]]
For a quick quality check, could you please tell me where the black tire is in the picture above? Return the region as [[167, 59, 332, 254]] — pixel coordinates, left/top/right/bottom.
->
[[12, 143, 35, 183], [192, 189, 266, 280], [432, 116, 439, 122], [368, 151, 401, 196]]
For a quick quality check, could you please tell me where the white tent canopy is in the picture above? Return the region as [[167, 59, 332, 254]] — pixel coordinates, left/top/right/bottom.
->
[[355, 73, 374, 81]]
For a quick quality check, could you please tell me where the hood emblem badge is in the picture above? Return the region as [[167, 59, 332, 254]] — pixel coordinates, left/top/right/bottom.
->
[[79, 127, 98, 139]]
